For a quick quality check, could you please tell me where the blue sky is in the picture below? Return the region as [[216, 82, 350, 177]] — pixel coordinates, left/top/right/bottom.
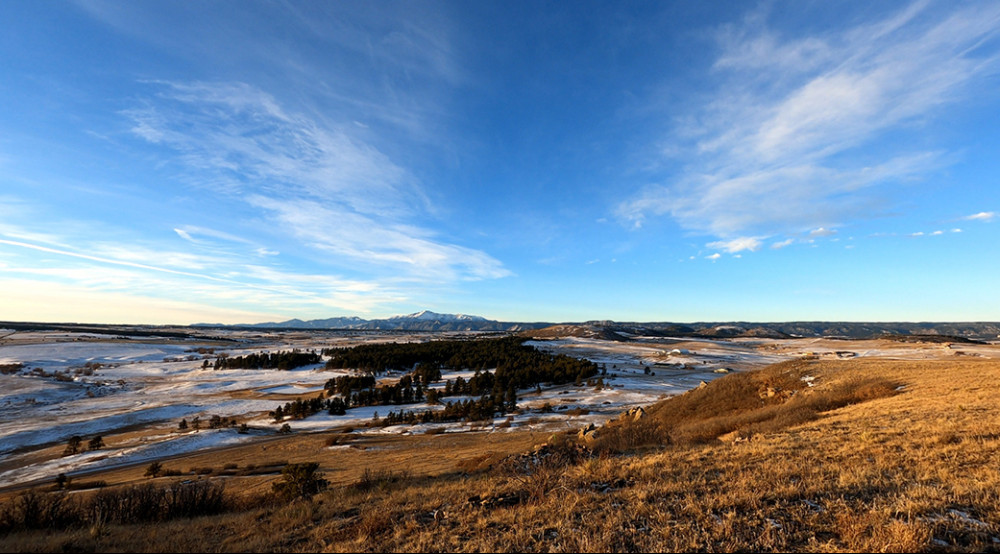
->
[[1, 0, 999, 324]]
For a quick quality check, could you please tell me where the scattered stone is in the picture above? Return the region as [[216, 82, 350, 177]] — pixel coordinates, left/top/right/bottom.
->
[[587, 478, 630, 493], [468, 493, 525, 510], [497, 442, 591, 475]]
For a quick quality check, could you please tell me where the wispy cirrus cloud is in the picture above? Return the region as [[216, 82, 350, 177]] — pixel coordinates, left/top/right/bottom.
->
[[249, 195, 510, 281], [619, 1, 1000, 242], [125, 81, 420, 218], [0, 232, 402, 320], [124, 81, 507, 282]]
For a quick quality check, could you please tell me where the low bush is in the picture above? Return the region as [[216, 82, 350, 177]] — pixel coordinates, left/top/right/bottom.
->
[[272, 462, 328, 501]]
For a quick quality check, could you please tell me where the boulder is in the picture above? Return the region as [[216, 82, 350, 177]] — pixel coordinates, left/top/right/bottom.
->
[[619, 406, 646, 422], [577, 423, 599, 443]]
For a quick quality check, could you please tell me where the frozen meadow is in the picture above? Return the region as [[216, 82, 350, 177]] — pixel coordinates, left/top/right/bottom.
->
[[3, 328, 995, 489]]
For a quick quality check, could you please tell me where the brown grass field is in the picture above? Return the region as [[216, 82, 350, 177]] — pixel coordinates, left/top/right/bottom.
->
[[3, 356, 1000, 552]]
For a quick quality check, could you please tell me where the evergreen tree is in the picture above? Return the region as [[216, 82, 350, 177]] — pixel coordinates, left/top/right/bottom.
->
[[62, 436, 82, 457]]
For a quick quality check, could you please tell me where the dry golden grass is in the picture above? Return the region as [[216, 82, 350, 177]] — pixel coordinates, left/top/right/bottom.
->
[[4, 357, 1000, 552]]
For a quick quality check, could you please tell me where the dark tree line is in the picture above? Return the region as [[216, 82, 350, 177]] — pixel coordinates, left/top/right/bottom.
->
[[322, 336, 526, 374], [271, 337, 597, 425], [213, 350, 321, 371], [346, 374, 427, 407], [380, 392, 517, 425], [323, 374, 376, 396], [270, 396, 329, 421], [323, 336, 597, 389]]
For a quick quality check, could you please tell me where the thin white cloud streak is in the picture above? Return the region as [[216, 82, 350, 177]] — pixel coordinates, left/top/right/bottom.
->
[[964, 211, 996, 221], [0, 238, 234, 285], [249, 196, 510, 281], [125, 81, 507, 282], [809, 227, 837, 237], [174, 225, 255, 246], [0, 237, 398, 315], [619, 2, 1000, 239], [707, 237, 762, 253], [174, 226, 280, 258]]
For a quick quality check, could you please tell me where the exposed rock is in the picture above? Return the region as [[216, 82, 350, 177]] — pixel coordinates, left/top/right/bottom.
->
[[578, 423, 599, 443], [717, 430, 747, 443], [498, 442, 592, 475], [760, 387, 780, 399], [467, 493, 525, 510], [617, 406, 646, 422]]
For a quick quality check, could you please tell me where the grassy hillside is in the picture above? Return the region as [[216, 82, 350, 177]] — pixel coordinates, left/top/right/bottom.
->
[[3, 357, 1000, 552]]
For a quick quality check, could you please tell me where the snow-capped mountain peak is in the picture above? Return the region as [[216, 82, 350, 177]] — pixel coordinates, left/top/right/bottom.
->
[[392, 310, 488, 322]]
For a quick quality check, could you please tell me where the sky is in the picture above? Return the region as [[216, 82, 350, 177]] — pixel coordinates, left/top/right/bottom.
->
[[1, 0, 999, 325]]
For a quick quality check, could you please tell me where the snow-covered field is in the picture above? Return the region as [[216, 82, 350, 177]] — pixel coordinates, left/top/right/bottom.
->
[[2, 329, 996, 489]]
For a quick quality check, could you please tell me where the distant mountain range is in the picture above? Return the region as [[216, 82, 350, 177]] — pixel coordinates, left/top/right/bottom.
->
[[209, 311, 548, 332], [194, 312, 1000, 340]]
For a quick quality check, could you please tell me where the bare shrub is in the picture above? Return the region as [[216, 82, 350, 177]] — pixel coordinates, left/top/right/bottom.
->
[[89, 484, 164, 524], [354, 467, 410, 493], [0, 491, 76, 532], [0, 363, 23, 375], [163, 480, 226, 519]]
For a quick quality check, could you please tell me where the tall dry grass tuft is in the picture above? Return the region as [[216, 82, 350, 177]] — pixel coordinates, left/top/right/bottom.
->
[[834, 507, 932, 552]]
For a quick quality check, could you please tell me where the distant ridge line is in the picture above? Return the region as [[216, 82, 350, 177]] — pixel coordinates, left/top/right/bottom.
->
[[189, 315, 1000, 341]]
